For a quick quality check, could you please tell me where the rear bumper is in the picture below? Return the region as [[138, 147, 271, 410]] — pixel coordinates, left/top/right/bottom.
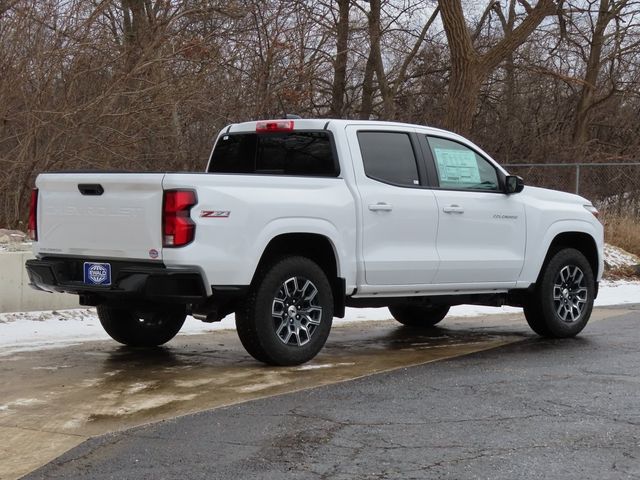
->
[[26, 257, 208, 304]]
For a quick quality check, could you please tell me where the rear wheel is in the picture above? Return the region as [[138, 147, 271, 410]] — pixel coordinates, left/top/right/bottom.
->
[[97, 305, 186, 347], [236, 256, 333, 366], [523, 248, 594, 338], [389, 304, 450, 328]]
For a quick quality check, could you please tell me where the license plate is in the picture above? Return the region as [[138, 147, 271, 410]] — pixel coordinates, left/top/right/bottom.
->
[[83, 262, 111, 286]]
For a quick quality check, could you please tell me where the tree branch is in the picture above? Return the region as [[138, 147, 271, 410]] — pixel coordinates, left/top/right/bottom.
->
[[393, 5, 440, 93], [482, 0, 556, 71]]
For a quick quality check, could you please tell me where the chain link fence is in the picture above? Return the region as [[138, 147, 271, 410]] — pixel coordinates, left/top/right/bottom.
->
[[504, 163, 640, 217]]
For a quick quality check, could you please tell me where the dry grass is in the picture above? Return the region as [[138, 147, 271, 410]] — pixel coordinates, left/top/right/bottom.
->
[[605, 265, 640, 280], [602, 213, 640, 258]]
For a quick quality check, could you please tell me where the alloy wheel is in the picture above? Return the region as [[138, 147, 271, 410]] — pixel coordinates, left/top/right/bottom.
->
[[272, 276, 323, 346], [552, 265, 588, 323]]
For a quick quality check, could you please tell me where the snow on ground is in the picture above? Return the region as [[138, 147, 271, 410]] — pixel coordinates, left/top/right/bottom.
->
[[604, 244, 640, 269], [0, 280, 638, 356], [0, 229, 30, 252], [0, 243, 31, 252], [1, 238, 637, 355]]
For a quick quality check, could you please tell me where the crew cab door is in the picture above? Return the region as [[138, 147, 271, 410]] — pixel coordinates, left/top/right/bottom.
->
[[422, 135, 526, 284], [346, 126, 439, 285]]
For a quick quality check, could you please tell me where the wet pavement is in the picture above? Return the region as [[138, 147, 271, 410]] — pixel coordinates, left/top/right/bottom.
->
[[0, 308, 630, 480]]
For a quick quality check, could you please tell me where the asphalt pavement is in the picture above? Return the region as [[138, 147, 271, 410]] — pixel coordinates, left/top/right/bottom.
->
[[24, 306, 640, 480]]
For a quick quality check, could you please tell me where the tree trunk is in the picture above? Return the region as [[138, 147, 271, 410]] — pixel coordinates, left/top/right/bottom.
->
[[121, 0, 151, 71], [572, 0, 615, 145], [330, 0, 350, 117], [368, 0, 393, 119], [494, 0, 517, 120], [359, 49, 376, 120], [439, 0, 481, 135], [445, 62, 485, 135], [438, 0, 554, 135], [359, 0, 383, 119]]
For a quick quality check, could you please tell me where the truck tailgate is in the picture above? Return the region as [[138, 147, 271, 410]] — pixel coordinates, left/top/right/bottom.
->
[[35, 173, 165, 260]]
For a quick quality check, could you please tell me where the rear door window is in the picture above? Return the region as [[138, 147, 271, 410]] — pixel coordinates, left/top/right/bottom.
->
[[209, 131, 338, 177], [357, 131, 420, 187]]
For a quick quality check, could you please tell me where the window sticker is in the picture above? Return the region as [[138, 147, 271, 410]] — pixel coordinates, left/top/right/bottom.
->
[[433, 147, 480, 184]]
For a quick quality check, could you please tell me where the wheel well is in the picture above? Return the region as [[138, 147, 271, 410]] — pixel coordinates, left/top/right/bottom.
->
[[543, 232, 599, 279], [254, 233, 345, 317]]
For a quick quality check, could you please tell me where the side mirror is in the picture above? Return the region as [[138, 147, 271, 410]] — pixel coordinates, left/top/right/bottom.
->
[[505, 175, 524, 194]]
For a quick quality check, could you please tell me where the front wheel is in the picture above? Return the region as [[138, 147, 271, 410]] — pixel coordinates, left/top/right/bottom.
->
[[97, 305, 186, 347], [235, 256, 333, 366], [523, 248, 595, 338]]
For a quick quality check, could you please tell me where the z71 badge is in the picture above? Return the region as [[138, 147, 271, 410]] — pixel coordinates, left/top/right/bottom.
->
[[200, 210, 230, 218]]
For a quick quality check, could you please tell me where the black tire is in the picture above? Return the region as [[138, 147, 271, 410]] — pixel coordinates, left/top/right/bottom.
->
[[235, 256, 334, 366], [389, 304, 450, 327], [97, 305, 186, 347], [523, 248, 595, 338]]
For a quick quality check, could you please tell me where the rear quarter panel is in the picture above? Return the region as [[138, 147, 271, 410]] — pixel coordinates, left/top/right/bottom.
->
[[161, 174, 357, 291]]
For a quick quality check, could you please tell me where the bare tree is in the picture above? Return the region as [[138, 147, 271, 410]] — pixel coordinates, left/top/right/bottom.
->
[[2, 0, 640, 228], [438, 0, 556, 135], [359, 0, 384, 119], [330, 0, 350, 117], [570, 0, 634, 144]]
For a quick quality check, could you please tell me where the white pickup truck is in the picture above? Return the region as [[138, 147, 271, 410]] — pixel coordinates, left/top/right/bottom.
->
[[26, 119, 603, 365]]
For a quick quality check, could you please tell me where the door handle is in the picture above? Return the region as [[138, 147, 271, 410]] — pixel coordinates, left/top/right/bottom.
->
[[442, 204, 464, 214], [368, 202, 393, 212], [78, 184, 104, 196]]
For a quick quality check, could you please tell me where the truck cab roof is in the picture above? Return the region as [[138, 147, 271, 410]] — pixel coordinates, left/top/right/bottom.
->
[[225, 118, 461, 141]]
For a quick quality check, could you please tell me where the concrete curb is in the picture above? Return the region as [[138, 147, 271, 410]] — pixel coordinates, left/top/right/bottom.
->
[[0, 251, 78, 313]]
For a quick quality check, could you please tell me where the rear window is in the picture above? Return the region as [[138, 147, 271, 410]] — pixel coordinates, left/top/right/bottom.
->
[[208, 131, 339, 177]]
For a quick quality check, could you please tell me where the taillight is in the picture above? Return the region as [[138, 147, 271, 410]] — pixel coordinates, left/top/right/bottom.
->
[[256, 120, 294, 133], [28, 188, 38, 241], [163, 190, 197, 247]]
